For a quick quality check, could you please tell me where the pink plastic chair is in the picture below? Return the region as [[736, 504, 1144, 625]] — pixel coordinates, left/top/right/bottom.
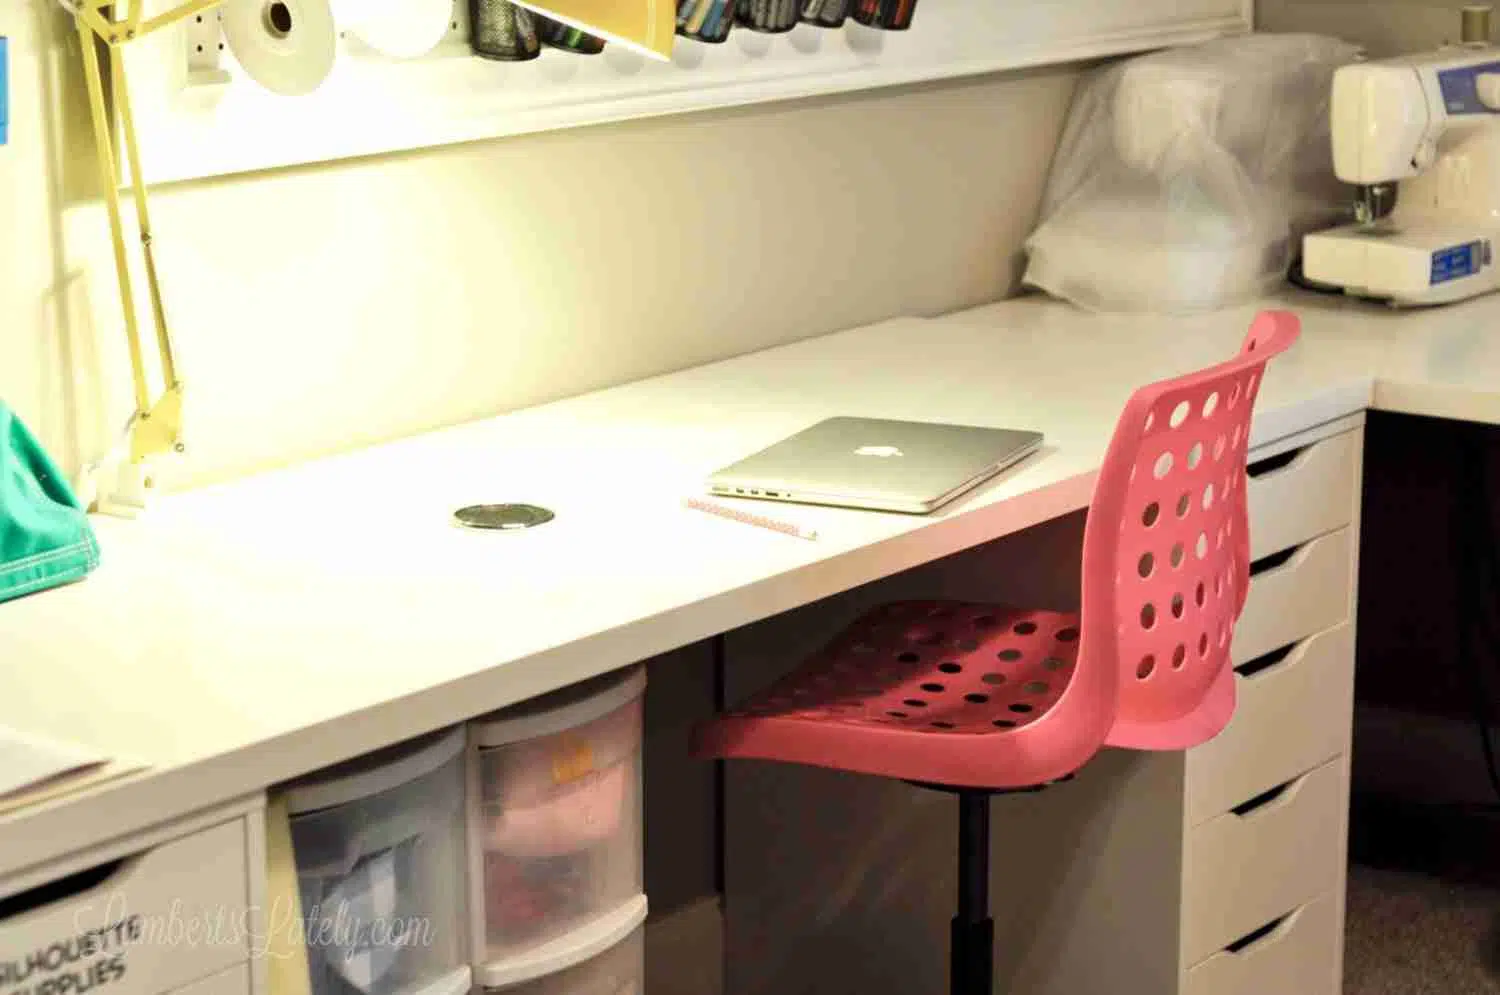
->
[[692, 310, 1301, 995]]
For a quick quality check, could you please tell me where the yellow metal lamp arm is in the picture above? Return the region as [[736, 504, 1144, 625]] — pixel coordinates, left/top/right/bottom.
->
[[73, 0, 205, 465]]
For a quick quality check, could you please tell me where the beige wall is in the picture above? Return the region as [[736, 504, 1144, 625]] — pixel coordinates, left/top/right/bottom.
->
[[1258, 0, 1480, 55], [0, 0, 1080, 490]]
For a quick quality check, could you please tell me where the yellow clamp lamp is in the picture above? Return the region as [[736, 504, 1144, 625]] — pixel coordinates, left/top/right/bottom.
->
[[72, 0, 205, 472]]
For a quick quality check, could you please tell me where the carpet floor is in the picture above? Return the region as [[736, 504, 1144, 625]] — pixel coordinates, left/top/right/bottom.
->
[[1345, 863, 1500, 993]]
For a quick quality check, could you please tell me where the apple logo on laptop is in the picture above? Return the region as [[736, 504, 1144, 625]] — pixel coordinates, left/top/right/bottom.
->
[[855, 445, 903, 458]]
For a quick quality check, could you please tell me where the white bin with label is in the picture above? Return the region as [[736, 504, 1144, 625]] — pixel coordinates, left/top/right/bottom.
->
[[285, 727, 470, 995], [467, 666, 645, 984], [0, 797, 264, 995]]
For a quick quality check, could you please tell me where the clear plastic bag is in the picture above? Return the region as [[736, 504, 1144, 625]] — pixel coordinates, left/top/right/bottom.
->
[[1023, 33, 1361, 313]]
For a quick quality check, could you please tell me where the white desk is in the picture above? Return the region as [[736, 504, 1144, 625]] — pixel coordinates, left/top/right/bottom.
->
[[3, 287, 1499, 950]]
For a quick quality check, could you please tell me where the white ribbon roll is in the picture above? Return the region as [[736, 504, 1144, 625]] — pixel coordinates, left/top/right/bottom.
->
[[223, 0, 338, 95]]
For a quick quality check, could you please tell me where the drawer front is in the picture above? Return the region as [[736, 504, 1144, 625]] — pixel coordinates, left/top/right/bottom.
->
[[1184, 891, 1341, 995], [1183, 757, 1347, 965], [1232, 529, 1352, 665], [1246, 430, 1360, 561], [167, 962, 253, 995], [1187, 623, 1354, 825], [0, 820, 251, 995]]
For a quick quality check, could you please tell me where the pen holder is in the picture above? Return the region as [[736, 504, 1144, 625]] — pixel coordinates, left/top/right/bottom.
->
[[800, 0, 849, 28], [738, 0, 799, 33], [852, 0, 916, 29], [470, 0, 541, 60], [536, 14, 605, 53], [677, 0, 735, 41]]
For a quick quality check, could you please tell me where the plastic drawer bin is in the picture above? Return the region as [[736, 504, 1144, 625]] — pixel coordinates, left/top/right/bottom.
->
[[477, 897, 646, 994], [468, 666, 645, 973], [285, 727, 469, 995]]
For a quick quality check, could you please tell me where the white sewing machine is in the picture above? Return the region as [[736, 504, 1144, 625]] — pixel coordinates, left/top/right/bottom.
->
[[1303, 40, 1500, 306]]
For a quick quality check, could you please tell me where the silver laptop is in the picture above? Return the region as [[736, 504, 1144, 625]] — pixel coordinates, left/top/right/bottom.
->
[[707, 417, 1043, 514]]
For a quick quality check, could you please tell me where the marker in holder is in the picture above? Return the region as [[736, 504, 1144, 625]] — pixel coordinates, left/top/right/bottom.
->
[[800, 0, 849, 27], [738, 0, 799, 33], [852, 0, 917, 29], [536, 15, 606, 53], [677, 0, 736, 42]]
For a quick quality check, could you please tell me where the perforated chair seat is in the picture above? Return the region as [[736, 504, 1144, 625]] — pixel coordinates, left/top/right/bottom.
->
[[698, 601, 1090, 789]]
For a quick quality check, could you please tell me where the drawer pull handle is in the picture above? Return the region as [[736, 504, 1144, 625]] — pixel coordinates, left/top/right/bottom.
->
[[1235, 642, 1297, 679], [1247, 446, 1306, 479], [1249, 546, 1298, 575], [1224, 911, 1294, 954], [1230, 779, 1295, 817], [0, 859, 125, 920]]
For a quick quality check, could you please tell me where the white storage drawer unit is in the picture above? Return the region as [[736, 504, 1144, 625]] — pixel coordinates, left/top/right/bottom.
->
[[0, 798, 264, 995], [1172, 423, 1361, 991], [284, 727, 470, 995], [468, 666, 646, 991]]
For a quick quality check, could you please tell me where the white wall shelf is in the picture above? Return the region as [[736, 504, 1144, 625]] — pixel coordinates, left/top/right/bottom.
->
[[123, 0, 1252, 185]]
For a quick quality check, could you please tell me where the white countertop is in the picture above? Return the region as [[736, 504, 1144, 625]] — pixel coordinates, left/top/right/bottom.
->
[[4, 286, 1500, 880]]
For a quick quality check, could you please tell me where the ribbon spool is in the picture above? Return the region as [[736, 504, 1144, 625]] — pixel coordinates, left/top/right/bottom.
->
[[222, 0, 338, 95], [338, 0, 455, 57]]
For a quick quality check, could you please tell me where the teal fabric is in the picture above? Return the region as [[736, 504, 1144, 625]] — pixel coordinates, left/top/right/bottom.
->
[[1, 402, 98, 603]]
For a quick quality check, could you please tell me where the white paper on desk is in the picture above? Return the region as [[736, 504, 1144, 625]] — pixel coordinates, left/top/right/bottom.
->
[[0, 727, 109, 800]]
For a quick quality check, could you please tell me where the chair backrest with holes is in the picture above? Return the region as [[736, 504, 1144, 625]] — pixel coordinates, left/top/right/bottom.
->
[[1079, 310, 1300, 745]]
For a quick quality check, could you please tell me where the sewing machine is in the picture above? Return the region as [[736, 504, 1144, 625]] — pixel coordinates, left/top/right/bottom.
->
[[1303, 41, 1500, 306]]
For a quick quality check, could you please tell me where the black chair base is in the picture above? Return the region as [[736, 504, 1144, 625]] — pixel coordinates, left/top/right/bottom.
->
[[906, 776, 1077, 995], [953, 789, 994, 995], [951, 914, 995, 995]]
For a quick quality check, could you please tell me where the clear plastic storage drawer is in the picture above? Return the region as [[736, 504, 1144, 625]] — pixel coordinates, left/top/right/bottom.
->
[[468, 667, 645, 974], [285, 727, 468, 995]]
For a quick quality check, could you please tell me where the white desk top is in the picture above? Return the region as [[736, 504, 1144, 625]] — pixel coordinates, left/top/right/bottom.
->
[[4, 286, 1500, 880]]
